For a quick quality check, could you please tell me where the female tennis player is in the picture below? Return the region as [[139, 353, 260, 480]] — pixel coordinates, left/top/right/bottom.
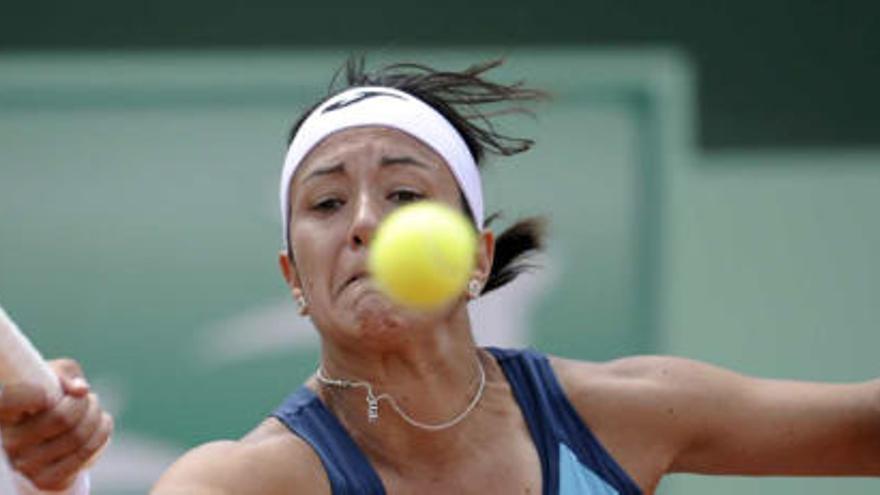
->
[[0, 358, 112, 494], [152, 59, 880, 494]]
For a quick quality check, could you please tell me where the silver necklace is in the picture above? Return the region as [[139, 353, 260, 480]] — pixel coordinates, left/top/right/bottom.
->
[[315, 353, 486, 432]]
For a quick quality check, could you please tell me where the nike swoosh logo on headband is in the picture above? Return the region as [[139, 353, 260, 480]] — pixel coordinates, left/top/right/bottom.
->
[[321, 89, 406, 114]]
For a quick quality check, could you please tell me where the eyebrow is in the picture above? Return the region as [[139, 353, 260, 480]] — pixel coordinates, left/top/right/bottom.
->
[[303, 162, 345, 183], [380, 155, 432, 170], [302, 155, 432, 184]]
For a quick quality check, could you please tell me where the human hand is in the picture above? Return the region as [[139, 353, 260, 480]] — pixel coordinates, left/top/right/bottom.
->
[[0, 359, 113, 491]]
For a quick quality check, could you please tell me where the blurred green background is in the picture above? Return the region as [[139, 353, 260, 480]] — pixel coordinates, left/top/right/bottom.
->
[[1, 2, 879, 494]]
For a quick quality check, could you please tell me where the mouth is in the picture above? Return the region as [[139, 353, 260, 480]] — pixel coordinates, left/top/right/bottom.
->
[[339, 270, 369, 294]]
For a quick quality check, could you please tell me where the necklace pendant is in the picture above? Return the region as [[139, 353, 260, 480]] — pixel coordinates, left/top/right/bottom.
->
[[367, 397, 379, 423]]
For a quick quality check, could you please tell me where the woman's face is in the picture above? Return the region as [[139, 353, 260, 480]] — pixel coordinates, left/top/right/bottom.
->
[[282, 126, 489, 343]]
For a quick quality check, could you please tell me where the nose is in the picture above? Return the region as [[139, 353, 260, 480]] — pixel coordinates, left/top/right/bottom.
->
[[348, 193, 381, 249]]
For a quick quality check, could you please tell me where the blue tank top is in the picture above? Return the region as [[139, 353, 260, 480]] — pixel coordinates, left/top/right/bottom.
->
[[272, 347, 642, 494]]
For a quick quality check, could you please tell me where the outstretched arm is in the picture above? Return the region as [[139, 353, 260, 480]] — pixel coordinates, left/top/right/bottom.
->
[[659, 357, 879, 475], [557, 356, 880, 484]]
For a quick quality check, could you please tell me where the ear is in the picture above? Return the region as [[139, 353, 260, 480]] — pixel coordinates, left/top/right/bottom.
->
[[472, 229, 495, 292], [278, 250, 306, 304]]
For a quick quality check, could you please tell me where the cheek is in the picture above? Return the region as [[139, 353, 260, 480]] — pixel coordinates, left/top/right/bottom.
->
[[290, 222, 342, 286]]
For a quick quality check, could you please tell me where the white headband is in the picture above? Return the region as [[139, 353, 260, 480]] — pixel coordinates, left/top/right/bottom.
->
[[280, 86, 484, 251]]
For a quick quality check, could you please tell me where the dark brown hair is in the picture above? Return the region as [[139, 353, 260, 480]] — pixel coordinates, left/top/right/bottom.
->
[[287, 57, 546, 296]]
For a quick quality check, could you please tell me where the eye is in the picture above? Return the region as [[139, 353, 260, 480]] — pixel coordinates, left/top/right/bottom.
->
[[311, 197, 345, 212], [389, 189, 424, 204]]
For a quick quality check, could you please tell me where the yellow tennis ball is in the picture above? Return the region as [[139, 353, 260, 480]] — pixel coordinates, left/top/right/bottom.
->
[[369, 201, 478, 311]]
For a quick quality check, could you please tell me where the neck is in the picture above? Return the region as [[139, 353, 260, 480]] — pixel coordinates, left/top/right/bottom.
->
[[313, 308, 492, 464]]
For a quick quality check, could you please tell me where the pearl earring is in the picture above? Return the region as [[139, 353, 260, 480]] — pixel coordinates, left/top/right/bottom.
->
[[295, 293, 308, 315], [467, 279, 482, 299]]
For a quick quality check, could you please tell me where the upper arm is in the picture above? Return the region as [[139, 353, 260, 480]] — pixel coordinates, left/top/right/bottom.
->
[[659, 359, 880, 476], [555, 355, 880, 480]]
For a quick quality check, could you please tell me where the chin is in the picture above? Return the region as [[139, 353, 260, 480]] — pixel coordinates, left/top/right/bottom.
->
[[353, 295, 406, 334], [347, 294, 444, 347]]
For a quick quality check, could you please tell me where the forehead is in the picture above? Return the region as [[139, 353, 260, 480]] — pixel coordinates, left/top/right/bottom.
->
[[292, 125, 456, 184]]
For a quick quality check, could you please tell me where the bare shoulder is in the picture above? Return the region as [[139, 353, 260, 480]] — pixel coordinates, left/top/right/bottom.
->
[[151, 419, 330, 495], [548, 354, 728, 491], [550, 353, 880, 479], [550, 353, 733, 404], [549, 353, 745, 433]]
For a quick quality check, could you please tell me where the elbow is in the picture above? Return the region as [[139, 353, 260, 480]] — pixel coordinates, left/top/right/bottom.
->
[[868, 380, 880, 473], [871, 379, 880, 433]]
